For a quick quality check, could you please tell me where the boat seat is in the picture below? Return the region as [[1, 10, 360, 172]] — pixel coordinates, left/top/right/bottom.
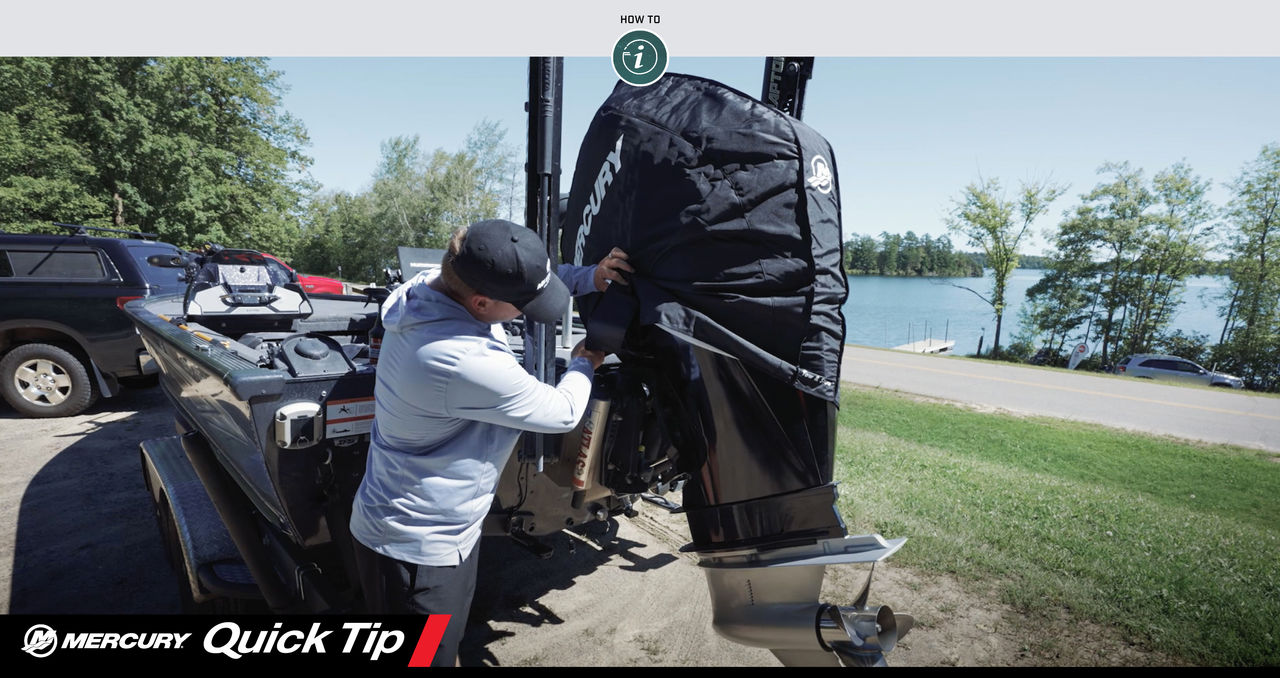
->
[[184, 250, 313, 334]]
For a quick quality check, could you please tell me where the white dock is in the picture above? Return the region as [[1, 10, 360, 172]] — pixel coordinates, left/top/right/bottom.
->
[[892, 338, 955, 354]]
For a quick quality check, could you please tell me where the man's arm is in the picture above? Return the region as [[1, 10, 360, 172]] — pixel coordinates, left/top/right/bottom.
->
[[556, 262, 599, 297], [558, 248, 633, 295], [445, 341, 607, 434]]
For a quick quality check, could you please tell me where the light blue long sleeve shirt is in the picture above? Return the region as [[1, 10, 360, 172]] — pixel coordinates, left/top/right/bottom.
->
[[350, 266, 597, 565]]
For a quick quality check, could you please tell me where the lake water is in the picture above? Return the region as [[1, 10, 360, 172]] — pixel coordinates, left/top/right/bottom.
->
[[842, 269, 1229, 355]]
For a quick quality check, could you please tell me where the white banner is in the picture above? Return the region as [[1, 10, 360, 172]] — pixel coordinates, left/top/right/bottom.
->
[[1068, 343, 1090, 370]]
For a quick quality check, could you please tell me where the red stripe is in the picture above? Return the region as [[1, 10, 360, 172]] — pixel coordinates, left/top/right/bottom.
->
[[408, 615, 451, 667]]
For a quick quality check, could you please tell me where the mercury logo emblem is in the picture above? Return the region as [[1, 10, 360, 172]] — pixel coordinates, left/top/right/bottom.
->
[[23, 624, 57, 658], [574, 135, 625, 265], [807, 155, 834, 195]]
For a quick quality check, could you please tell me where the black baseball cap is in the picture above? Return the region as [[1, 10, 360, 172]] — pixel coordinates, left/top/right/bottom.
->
[[452, 219, 570, 324]]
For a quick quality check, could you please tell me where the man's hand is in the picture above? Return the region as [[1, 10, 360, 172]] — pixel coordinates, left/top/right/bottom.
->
[[593, 248, 634, 291], [571, 339, 608, 370]]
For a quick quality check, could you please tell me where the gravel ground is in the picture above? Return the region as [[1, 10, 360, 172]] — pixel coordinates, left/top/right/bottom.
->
[[0, 383, 1180, 666]]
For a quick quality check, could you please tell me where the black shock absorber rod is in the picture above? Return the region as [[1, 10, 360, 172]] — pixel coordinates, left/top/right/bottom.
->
[[761, 57, 815, 119], [520, 57, 564, 469]]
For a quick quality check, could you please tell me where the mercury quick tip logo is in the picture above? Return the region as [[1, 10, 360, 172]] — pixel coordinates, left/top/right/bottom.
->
[[22, 624, 56, 658], [15, 619, 450, 665]]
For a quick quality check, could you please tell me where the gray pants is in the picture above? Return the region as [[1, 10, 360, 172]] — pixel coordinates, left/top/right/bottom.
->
[[353, 539, 479, 667]]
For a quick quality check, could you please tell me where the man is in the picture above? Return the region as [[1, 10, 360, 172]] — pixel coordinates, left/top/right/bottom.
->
[[349, 218, 631, 666]]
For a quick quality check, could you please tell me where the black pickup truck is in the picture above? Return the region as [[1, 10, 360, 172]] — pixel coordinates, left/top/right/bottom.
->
[[0, 225, 186, 417]]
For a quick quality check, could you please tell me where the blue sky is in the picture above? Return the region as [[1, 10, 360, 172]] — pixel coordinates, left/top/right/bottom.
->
[[271, 57, 1280, 255]]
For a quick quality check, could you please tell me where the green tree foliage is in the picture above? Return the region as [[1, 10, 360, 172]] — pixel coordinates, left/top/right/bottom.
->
[[464, 119, 520, 221], [841, 232, 979, 276], [1153, 329, 1212, 366], [971, 252, 1052, 269], [295, 191, 376, 283], [878, 231, 900, 275], [1017, 263, 1094, 359], [947, 177, 1066, 357], [292, 122, 518, 283], [1212, 144, 1280, 391], [844, 234, 878, 273], [0, 57, 312, 254], [0, 59, 108, 226], [1125, 164, 1216, 355], [1039, 162, 1213, 366], [901, 231, 923, 275]]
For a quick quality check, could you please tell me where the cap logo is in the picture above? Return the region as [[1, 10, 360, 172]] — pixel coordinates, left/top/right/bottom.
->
[[536, 259, 552, 291]]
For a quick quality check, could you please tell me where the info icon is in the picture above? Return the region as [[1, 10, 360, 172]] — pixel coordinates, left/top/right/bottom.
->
[[612, 30, 668, 87]]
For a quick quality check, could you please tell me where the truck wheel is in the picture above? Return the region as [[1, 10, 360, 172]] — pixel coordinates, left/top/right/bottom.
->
[[0, 343, 98, 418]]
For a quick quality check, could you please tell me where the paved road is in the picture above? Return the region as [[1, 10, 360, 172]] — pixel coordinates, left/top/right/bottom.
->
[[840, 345, 1280, 454]]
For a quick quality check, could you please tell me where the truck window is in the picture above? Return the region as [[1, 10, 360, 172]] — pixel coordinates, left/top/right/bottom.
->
[[125, 244, 188, 296], [5, 249, 109, 279], [262, 257, 296, 286]]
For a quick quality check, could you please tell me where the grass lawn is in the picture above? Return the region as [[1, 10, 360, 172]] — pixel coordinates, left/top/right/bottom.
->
[[833, 386, 1280, 666]]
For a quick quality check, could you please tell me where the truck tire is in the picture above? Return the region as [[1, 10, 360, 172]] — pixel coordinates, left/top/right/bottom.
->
[[0, 343, 98, 418]]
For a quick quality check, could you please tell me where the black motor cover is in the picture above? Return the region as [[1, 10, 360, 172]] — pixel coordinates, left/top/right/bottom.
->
[[563, 73, 846, 402], [562, 74, 850, 552]]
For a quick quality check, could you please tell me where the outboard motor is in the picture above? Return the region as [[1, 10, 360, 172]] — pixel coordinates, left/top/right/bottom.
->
[[563, 74, 911, 666]]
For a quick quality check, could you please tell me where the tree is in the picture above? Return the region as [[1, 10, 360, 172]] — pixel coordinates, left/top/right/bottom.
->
[[1053, 163, 1156, 365], [463, 119, 519, 221], [877, 231, 901, 275], [292, 122, 519, 283], [1021, 260, 1095, 356], [931, 234, 983, 276], [947, 177, 1066, 357], [1122, 163, 1215, 356], [920, 234, 940, 274], [842, 235, 877, 274], [0, 57, 313, 254], [842, 232, 980, 277], [1213, 144, 1280, 391], [1043, 162, 1214, 366], [132, 58, 314, 253], [0, 59, 108, 229], [295, 190, 377, 282], [901, 230, 923, 275]]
